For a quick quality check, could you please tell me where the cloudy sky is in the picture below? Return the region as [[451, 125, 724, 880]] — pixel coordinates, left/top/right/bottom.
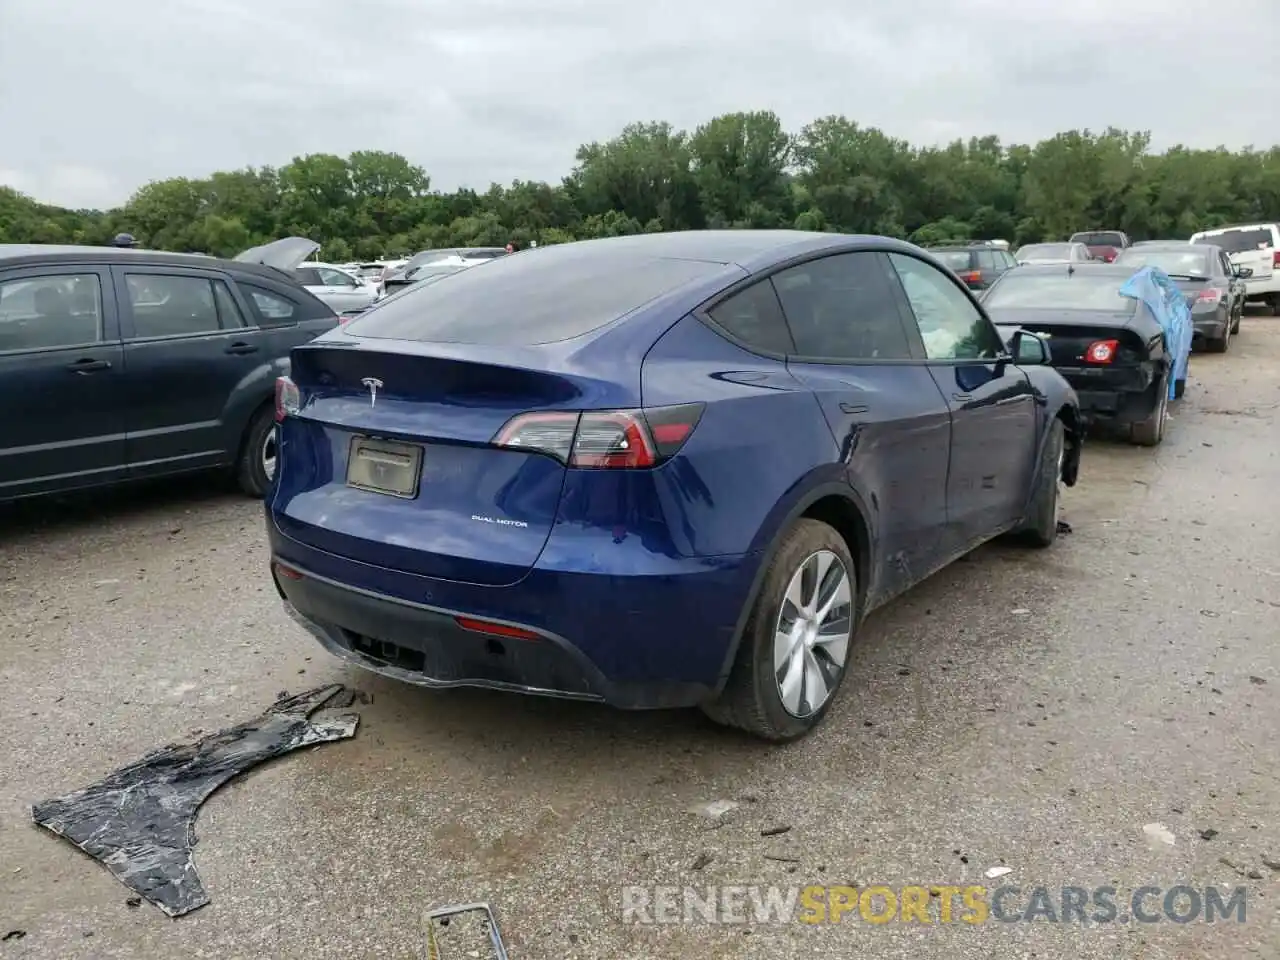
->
[[1, 0, 1277, 210]]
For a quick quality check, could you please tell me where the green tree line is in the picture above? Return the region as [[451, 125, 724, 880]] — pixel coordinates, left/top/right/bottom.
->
[[2, 112, 1278, 260]]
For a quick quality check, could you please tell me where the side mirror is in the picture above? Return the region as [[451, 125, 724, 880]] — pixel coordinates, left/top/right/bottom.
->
[[1236, 266, 1253, 279], [1011, 329, 1050, 365]]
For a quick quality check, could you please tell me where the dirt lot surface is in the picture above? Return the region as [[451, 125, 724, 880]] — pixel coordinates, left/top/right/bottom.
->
[[3, 315, 1278, 959]]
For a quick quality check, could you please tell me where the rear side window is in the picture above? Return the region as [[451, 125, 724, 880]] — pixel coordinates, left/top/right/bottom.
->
[[293, 268, 323, 286], [1195, 228, 1273, 254], [0, 273, 102, 351], [705, 280, 794, 354], [773, 252, 914, 361], [934, 251, 973, 270], [242, 284, 298, 322], [125, 274, 221, 338], [345, 253, 726, 345], [976, 250, 997, 270]]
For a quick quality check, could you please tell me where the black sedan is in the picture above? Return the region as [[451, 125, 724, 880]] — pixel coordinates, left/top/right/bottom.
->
[[982, 263, 1176, 446], [1113, 243, 1248, 352]]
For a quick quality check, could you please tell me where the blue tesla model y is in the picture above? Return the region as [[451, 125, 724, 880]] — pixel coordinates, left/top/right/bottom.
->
[[266, 231, 1081, 741]]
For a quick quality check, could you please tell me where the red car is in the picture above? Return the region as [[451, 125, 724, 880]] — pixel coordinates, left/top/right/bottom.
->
[[1070, 231, 1130, 263]]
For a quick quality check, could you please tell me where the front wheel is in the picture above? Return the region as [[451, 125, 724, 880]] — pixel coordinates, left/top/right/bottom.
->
[[235, 405, 277, 498], [701, 519, 857, 742]]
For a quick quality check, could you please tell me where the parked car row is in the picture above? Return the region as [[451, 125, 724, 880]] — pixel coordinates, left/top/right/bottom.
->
[[0, 242, 337, 502], [0, 225, 1260, 742]]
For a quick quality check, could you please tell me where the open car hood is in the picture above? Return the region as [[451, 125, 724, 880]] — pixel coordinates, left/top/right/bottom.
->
[[233, 237, 320, 270]]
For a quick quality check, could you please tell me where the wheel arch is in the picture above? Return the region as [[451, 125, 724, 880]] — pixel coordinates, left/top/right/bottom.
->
[[1055, 402, 1083, 487], [712, 481, 875, 694]]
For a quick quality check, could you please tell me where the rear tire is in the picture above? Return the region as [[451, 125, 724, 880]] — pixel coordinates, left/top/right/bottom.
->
[[1130, 370, 1169, 447], [701, 519, 857, 742], [1206, 320, 1230, 353], [236, 405, 277, 498], [1016, 418, 1064, 548]]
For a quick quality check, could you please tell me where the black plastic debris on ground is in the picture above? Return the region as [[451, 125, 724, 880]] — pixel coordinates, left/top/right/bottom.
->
[[1057, 519, 1073, 535], [31, 684, 360, 918]]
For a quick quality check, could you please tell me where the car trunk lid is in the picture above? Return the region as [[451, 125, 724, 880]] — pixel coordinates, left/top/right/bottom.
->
[[273, 339, 634, 586], [989, 308, 1147, 366], [234, 237, 321, 271]]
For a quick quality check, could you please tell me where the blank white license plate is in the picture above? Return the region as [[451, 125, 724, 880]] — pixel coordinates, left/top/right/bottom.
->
[[346, 437, 422, 498]]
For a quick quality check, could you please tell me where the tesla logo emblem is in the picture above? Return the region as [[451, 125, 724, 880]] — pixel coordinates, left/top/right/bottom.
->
[[361, 377, 383, 406]]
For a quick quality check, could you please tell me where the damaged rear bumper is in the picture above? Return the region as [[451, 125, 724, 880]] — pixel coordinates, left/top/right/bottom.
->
[[270, 559, 718, 710], [1059, 364, 1162, 426]]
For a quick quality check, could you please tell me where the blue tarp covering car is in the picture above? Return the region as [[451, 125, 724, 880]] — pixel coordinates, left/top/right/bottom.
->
[[1120, 266, 1193, 400]]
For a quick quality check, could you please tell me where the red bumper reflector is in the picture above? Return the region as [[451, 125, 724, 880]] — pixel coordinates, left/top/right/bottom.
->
[[274, 562, 305, 581], [455, 617, 540, 641]]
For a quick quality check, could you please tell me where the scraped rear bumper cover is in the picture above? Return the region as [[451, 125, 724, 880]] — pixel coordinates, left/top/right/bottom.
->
[[271, 560, 715, 710]]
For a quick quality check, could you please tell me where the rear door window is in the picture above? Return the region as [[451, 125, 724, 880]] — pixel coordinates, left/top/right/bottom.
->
[[772, 252, 915, 361], [124, 274, 222, 339], [0, 273, 103, 351], [317, 267, 357, 287]]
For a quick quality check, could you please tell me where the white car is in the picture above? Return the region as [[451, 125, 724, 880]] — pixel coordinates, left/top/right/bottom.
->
[[1013, 242, 1094, 265], [1189, 223, 1280, 314], [233, 239, 379, 315]]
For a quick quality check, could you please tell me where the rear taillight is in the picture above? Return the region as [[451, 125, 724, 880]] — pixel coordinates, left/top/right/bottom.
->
[[1272, 250, 1279, 268], [1197, 288, 1223, 305], [1085, 340, 1118, 364], [274, 375, 299, 422], [960, 270, 982, 284], [492, 403, 704, 469]]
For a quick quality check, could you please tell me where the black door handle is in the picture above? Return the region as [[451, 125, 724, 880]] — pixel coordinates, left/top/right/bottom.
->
[[839, 402, 869, 414], [66, 358, 110, 373], [225, 342, 259, 355]]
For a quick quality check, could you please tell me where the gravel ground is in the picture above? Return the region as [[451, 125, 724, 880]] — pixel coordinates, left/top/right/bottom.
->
[[2, 314, 1278, 960]]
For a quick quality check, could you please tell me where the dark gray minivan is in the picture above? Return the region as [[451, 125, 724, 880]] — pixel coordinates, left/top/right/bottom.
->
[[0, 241, 337, 503]]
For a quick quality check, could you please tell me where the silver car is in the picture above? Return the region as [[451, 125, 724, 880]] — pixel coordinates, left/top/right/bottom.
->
[[233, 238, 379, 315], [1014, 242, 1094, 265]]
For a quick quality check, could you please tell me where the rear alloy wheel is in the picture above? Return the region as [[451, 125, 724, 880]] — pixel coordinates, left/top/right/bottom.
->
[[236, 405, 277, 498], [1016, 418, 1064, 548], [701, 519, 856, 742], [1130, 370, 1169, 447]]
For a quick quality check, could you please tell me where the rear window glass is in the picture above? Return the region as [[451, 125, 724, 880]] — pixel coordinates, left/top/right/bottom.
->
[[933, 251, 973, 269], [1015, 244, 1073, 261], [1071, 232, 1125, 247], [983, 272, 1136, 312], [1194, 228, 1273, 254], [1112, 249, 1212, 277], [344, 253, 725, 345]]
